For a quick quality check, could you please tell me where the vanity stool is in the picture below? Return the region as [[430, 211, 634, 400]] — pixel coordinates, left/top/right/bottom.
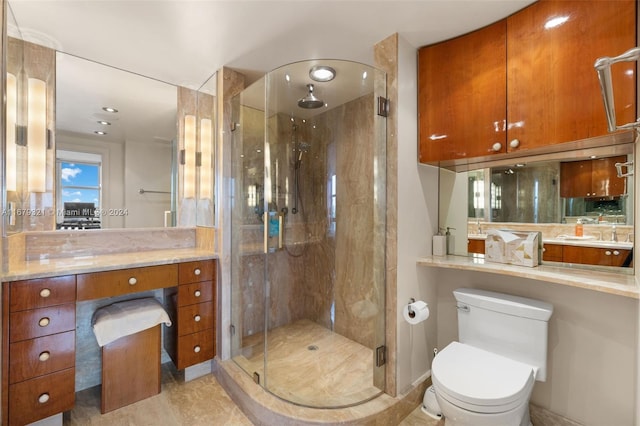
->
[[92, 298, 172, 413]]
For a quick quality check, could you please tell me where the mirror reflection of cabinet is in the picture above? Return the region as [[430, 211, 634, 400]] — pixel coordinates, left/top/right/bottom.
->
[[560, 155, 627, 199]]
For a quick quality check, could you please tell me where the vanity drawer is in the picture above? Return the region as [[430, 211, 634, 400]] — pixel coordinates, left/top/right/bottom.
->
[[77, 264, 178, 300], [179, 260, 215, 284], [10, 304, 76, 343], [177, 301, 214, 336], [176, 329, 214, 370], [178, 281, 213, 307], [9, 367, 75, 426], [10, 331, 75, 384], [9, 275, 76, 312]]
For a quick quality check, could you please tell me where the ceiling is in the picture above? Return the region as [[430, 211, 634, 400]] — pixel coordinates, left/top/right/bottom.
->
[[8, 0, 536, 90]]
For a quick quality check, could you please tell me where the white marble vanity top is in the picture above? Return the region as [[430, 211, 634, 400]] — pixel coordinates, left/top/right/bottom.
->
[[3, 248, 218, 281], [417, 254, 638, 299]]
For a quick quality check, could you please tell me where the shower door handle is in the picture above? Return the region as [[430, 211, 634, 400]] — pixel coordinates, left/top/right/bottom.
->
[[278, 214, 283, 249], [263, 212, 268, 254]]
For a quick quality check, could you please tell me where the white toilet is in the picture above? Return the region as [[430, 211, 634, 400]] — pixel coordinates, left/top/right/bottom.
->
[[431, 288, 553, 426]]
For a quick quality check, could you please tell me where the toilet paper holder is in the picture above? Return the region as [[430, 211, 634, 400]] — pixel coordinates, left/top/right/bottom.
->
[[408, 298, 416, 319]]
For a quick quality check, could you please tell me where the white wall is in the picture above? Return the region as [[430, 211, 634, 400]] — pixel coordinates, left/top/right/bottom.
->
[[395, 35, 440, 395], [124, 139, 172, 228]]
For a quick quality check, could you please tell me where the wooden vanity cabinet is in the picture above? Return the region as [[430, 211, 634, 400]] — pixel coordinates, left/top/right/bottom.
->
[[542, 243, 564, 262], [560, 155, 627, 198], [418, 0, 636, 164], [506, 0, 636, 152], [467, 238, 486, 254], [164, 260, 216, 370], [418, 20, 507, 163], [3, 275, 77, 426], [543, 243, 632, 267]]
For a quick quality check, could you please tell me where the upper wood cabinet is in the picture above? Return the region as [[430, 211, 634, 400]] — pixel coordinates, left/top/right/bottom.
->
[[418, 0, 637, 164], [418, 20, 507, 163], [506, 0, 636, 152], [560, 155, 628, 198]]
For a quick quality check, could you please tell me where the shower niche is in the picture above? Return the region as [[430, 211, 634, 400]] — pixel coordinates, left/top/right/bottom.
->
[[229, 60, 387, 408]]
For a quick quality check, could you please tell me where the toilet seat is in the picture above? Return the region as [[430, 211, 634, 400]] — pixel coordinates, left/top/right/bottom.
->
[[432, 342, 535, 414]]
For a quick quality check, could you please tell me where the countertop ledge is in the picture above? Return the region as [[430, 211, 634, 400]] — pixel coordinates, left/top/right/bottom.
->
[[417, 255, 639, 299], [2, 248, 218, 282]]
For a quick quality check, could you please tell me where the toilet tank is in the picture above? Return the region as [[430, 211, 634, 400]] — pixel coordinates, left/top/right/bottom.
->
[[454, 288, 553, 381]]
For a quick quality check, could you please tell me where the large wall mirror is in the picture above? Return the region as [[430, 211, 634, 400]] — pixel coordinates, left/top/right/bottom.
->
[[4, 2, 217, 234], [439, 143, 635, 273]]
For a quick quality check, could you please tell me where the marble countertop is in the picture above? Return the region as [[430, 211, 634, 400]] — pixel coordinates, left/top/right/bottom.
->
[[3, 248, 218, 281], [417, 254, 639, 299], [468, 234, 632, 250]]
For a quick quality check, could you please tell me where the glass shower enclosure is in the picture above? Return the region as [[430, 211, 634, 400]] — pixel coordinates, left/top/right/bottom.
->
[[229, 60, 387, 408]]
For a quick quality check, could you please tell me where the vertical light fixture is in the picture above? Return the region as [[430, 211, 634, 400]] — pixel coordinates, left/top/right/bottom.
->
[[27, 77, 47, 193], [183, 114, 196, 198], [199, 118, 212, 200], [6, 73, 17, 192]]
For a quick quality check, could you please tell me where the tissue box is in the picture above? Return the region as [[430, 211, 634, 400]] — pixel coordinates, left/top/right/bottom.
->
[[484, 229, 540, 267]]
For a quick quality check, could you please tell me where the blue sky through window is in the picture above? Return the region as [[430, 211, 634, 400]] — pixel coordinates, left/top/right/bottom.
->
[[60, 162, 100, 207]]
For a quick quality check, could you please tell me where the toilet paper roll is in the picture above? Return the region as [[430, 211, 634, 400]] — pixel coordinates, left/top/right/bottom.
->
[[403, 300, 430, 325]]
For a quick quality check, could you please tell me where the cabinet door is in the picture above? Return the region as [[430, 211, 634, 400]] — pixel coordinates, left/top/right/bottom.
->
[[560, 160, 592, 198], [507, 0, 636, 151], [591, 155, 627, 197], [418, 20, 506, 163]]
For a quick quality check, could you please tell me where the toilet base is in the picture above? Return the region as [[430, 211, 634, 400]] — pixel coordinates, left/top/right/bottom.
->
[[436, 392, 531, 426]]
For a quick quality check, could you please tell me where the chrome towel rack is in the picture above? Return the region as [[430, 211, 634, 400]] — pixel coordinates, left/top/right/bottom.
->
[[138, 188, 170, 194]]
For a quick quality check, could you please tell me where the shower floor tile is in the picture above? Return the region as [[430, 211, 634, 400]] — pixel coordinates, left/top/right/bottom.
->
[[232, 319, 382, 408]]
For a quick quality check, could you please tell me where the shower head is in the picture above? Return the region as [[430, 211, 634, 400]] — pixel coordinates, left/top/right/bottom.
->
[[298, 84, 324, 109]]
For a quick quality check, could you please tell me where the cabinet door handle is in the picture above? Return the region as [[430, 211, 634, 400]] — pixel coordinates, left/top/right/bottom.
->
[[38, 317, 50, 327], [613, 250, 620, 255], [194, 290, 201, 298], [39, 351, 51, 362], [39, 288, 51, 298], [492, 142, 502, 152], [605, 250, 612, 256], [194, 268, 201, 276], [194, 314, 201, 322], [193, 345, 201, 353], [509, 139, 520, 148], [128, 277, 137, 285], [38, 393, 50, 404]]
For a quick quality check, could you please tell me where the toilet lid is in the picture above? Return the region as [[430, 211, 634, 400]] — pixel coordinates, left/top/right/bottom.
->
[[432, 342, 535, 414]]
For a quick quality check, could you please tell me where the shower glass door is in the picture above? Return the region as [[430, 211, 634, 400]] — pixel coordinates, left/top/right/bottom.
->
[[230, 60, 387, 408]]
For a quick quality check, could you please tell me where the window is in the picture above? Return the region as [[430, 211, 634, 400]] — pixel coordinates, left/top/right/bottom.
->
[[56, 150, 102, 224]]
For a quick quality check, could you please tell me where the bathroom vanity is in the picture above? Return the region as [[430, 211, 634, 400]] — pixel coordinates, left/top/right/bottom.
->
[[1, 252, 217, 426]]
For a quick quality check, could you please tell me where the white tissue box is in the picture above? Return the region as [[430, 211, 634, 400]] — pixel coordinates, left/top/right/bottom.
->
[[484, 229, 540, 267]]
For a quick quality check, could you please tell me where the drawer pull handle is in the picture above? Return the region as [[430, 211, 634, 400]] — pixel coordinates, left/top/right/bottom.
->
[[194, 290, 201, 298], [613, 250, 620, 255], [492, 142, 502, 152], [509, 138, 520, 148], [194, 268, 201, 276], [194, 314, 201, 322], [39, 351, 51, 362], [605, 250, 612, 256], [38, 317, 50, 327], [128, 277, 137, 285], [38, 393, 50, 404], [39, 288, 51, 298], [194, 345, 201, 353]]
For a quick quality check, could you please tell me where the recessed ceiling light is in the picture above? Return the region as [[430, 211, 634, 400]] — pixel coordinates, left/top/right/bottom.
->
[[94, 131, 107, 135], [309, 65, 336, 82], [102, 107, 118, 113], [97, 120, 111, 125]]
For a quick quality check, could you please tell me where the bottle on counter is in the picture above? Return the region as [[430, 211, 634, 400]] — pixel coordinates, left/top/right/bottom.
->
[[575, 219, 583, 237]]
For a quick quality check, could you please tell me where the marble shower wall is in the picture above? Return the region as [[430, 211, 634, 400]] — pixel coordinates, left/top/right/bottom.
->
[[233, 93, 382, 351]]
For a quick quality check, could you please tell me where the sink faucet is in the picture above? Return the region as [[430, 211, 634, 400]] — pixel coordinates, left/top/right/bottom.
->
[[476, 219, 482, 235], [611, 224, 618, 242]]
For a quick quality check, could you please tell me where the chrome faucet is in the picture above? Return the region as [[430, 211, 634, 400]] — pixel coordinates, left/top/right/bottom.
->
[[476, 219, 482, 235], [611, 225, 618, 242]]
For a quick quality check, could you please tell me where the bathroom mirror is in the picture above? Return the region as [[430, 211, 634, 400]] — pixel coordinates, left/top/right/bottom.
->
[[55, 52, 178, 229], [439, 143, 635, 272]]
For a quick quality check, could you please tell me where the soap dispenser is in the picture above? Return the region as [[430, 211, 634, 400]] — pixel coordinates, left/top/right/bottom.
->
[[432, 229, 447, 256], [446, 227, 456, 255]]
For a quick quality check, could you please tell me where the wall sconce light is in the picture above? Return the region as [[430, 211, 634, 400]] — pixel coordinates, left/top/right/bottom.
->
[[199, 118, 213, 200], [6, 73, 17, 192], [182, 114, 196, 198], [27, 77, 47, 193]]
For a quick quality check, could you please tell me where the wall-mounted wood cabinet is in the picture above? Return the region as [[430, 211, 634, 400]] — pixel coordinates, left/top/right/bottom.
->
[[418, 0, 636, 165], [543, 243, 632, 267], [560, 155, 627, 198]]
